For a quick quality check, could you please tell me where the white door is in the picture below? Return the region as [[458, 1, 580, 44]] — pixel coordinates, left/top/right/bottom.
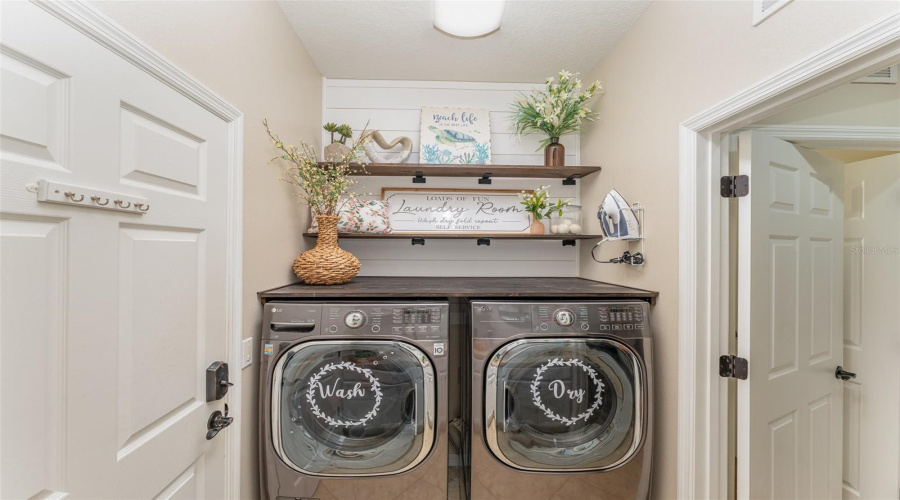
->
[[842, 153, 900, 500], [737, 131, 844, 499], [1, 3, 234, 498]]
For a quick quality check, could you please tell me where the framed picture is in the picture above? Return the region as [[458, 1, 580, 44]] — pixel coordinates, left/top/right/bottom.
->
[[419, 107, 491, 164], [382, 188, 531, 234]]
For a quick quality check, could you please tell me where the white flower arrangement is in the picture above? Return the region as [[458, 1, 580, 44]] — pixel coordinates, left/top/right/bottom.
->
[[510, 70, 603, 149]]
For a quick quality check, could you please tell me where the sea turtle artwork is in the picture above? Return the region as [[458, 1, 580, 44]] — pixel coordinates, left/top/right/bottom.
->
[[429, 126, 476, 146], [420, 107, 492, 164]]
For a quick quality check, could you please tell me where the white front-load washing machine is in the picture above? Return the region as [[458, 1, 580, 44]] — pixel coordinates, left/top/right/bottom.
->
[[467, 300, 653, 500], [259, 301, 449, 500]]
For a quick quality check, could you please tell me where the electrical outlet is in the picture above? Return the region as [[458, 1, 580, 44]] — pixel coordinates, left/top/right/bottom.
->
[[242, 338, 253, 368]]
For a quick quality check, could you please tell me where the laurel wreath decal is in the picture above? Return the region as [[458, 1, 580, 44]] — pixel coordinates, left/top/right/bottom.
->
[[530, 358, 604, 426], [306, 361, 383, 427]]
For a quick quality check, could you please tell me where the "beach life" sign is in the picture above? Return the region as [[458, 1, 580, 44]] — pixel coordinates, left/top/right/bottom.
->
[[419, 107, 492, 165], [382, 188, 531, 233]]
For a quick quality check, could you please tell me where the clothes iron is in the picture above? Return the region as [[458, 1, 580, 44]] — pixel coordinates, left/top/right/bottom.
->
[[597, 189, 640, 241]]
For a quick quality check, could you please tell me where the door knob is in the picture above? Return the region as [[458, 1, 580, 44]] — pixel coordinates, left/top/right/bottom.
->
[[835, 366, 857, 381], [206, 403, 234, 440]]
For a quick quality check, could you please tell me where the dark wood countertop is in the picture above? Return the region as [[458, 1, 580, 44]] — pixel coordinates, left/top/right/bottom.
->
[[258, 277, 657, 303]]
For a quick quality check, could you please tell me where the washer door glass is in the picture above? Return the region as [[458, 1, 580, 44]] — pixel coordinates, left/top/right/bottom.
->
[[273, 340, 435, 476], [485, 338, 644, 471]]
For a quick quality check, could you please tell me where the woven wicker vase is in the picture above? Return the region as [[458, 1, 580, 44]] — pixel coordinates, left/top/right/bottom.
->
[[293, 215, 361, 285]]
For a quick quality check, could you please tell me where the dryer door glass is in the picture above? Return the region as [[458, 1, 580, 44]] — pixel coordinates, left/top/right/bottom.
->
[[273, 340, 435, 476], [485, 338, 644, 471]]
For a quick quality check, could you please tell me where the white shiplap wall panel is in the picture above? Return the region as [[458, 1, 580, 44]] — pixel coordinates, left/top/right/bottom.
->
[[322, 78, 583, 277]]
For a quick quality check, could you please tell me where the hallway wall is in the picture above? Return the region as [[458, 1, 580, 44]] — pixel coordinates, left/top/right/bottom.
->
[[576, 1, 900, 496]]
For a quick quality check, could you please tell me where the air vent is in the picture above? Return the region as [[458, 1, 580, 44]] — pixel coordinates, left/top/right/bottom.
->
[[853, 65, 898, 84], [752, 0, 792, 26]]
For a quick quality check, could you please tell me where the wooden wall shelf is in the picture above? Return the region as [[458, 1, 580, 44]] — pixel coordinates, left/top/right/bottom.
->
[[318, 162, 601, 181], [304, 232, 601, 240], [303, 232, 603, 247]]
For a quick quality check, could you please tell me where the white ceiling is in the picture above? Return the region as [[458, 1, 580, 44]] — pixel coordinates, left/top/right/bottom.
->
[[278, 1, 651, 83]]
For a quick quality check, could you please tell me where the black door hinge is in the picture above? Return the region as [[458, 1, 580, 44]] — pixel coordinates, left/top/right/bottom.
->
[[719, 355, 748, 380], [720, 175, 749, 198]]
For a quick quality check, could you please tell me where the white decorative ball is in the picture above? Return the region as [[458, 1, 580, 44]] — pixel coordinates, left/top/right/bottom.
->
[[569, 224, 582, 234], [550, 225, 559, 234], [562, 218, 572, 226], [558, 225, 570, 234]]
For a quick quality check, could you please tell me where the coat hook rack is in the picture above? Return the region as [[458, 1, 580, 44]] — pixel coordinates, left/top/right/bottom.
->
[[36, 180, 149, 215], [591, 203, 645, 266]]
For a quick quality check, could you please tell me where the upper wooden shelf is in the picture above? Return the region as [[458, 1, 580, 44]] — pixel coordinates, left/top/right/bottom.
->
[[319, 162, 601, 180]]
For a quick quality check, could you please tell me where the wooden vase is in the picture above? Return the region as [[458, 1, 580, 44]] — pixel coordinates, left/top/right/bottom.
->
[[293, 215, 361, 285], [544, 137, 565, 167], [530, 218, 545, 234]]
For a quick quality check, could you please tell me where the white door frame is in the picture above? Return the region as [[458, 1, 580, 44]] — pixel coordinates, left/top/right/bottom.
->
[[29, 1, 245, 497], [677, 12, 900, 499], [740, 124, 900, 151]]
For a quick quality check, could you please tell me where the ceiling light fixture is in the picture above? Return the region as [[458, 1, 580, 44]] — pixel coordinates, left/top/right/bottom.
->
[[433, 0, 506, 39]]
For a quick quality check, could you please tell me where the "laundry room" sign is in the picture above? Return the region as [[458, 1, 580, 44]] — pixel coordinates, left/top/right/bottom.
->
[[382, 188, 531, 233]]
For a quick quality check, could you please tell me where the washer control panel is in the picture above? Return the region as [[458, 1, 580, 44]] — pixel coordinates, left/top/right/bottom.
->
[[324, 303, 448, 339]]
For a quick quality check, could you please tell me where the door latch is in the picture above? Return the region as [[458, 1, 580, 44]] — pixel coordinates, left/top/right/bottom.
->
[[835, 366, 857, 381], [206, 403, 233, 440], [719, 355, 748, 380], [206, 361, 233, 402]]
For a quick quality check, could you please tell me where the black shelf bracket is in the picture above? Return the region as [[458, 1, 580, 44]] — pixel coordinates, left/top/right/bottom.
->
[[562, 239, 576, 247], [412, 171, 426, 184], [478, 173, 493, 185], [411, 237, 425, 246], [477, 238, 491, 246], [562, 174, 580, 186]]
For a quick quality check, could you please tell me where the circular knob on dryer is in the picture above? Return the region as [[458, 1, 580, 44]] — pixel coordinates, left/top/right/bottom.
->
[[554, 309, 576, 327], [344, 311, 366, 329]]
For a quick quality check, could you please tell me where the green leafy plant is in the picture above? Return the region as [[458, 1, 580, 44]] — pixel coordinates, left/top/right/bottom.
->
[[324, 122, 353, 145], [510, 70, 603, 149], [519, 185, 572, 220], [266, 119, 369, 217]]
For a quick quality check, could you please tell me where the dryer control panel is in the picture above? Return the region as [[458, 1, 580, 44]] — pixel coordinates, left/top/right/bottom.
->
[[534, 302, 648, 335], [470, 301, 650, 339]]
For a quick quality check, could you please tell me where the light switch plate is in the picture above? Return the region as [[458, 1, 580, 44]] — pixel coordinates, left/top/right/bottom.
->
[[242, 338, 253, 368]]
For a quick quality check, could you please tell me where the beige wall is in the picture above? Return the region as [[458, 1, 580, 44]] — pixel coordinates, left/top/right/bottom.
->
[[577, 1, 899, 497], [758, 77, 900, 127], [90, 2, 321, 498]]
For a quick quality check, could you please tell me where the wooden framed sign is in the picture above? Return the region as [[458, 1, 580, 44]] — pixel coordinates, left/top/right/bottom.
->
[[382, 188, 531, 233]]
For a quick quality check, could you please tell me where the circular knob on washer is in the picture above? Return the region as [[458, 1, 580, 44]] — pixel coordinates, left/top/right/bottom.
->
[[344, 311, 366, 329], [554, 309, 576, 327]]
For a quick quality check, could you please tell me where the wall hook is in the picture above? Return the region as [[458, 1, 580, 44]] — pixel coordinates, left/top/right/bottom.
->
[[114, 199, 132, 209], [91, 195, 110, 206], [135, 203, 150, 212], [65, 191, 85, 202]]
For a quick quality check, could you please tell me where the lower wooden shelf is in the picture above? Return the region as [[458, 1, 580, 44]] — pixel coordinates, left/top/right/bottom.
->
[[302, 232, 603, 246], [303, 232, 601, 239]]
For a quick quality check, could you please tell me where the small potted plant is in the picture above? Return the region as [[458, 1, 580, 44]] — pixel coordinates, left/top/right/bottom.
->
[[323, 122, 354, 162], [264, 119, 367, 285], [519, 185, 572, 234], [510, 70, 603, 167]]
